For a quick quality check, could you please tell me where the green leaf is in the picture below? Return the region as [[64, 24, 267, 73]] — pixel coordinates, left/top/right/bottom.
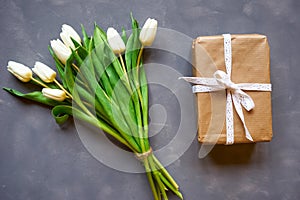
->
[[130, 13, 139, 30], [71, 38, 81, 49], [103, 62, 119, 93], [76, 60, 140, 150], [74, 83, 107, 121], [121, 27, 127, 44], [3, 87, 68, 107], [71, 38, 88, 60], [76, 61, 120, 130], [48, 45, 67, 88], [125, 13, 141, 73], [81, 24, 90, 49], [102, 41, 127, 88], [100, 43, 140, 141], [93, 24, 106, 48], [111, 77, 139, 140], [88, 37, 94, 53], [52, 104, 136, 151], [77, 57, 101, 93], [52, 105, 95, 125], [96, 44, 141, 147], [110, 57, 126, 87], [139, 63, 149, 149], [92, 45, 114, 97], [125, 34, 134, 72], [94, 23, 107, 41], [127, 14, 142, 95], [52, 105, 70, 124], [71, 49, 83, 66], [64, 54, 75, 93], [90, 49, 105, 82]]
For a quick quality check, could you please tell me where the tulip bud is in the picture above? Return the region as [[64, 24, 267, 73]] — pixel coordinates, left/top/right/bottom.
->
[[60, 24, 81, 50], [7, 61, 32, 82], [42, 88, 66, 101], [107, 27, 126, 54], [32, 61, 57, 83], [139, 18, 158, 46], [50, 39, 72, 64]]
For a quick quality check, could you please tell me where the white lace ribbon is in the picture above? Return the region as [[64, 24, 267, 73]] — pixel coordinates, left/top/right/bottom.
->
[[181, 34, 272, 145]]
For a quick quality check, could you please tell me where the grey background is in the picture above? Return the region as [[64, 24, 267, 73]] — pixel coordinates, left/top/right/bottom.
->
[[0, 0, 299, 200]]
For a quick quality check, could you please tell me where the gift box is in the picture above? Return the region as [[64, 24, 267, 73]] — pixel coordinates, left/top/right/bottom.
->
[[191, 34, 272, 144]]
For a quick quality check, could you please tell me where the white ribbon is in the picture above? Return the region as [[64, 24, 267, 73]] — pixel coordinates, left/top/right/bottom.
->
[[181, 34, 272, 145]]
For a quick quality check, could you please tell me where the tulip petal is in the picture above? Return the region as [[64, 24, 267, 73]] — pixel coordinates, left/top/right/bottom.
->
[[7, 61, 32, 82], [60, 32, 76, 49], [107, 27, 126, 54], [42, 88, 66, 101], [50, 39, 72, 64], [62, 24, 82, 44], [139, 18, 158, 46], [33, 61, 56, 83]]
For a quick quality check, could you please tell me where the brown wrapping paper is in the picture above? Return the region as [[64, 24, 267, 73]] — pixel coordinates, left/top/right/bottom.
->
[[193, 34, 272, 144]]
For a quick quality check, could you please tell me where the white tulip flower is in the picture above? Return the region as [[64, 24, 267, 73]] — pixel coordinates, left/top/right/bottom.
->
[[60, 24, 81, 50], [32, 61, 56, 83], [107, 27, 126, 54], [50, 39, 72, 64], [139, 18, 158, 46], [42, 88, 66, 101], [7, 61, 32, 82]]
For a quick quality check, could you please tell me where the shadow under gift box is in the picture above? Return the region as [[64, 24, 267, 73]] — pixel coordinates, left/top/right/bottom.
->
[[192, 34, 272, 144]]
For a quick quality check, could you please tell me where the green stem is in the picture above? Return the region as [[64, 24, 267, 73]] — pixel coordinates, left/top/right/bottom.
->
[[136, 45, 144, 70], [150, 154, 183, 199], [115, 54, 142, 149], [54, 79, 73, 99], [31, 77, 49, 88], [119, 54, 134, 96], [159, 173, 183, 200], [141, 72, 149, 150], [148, 156, 168, 200], [131, 88, 144, 152], [144, 158, 159, 200], [156, 183, 162, 200], [135, 46, 147, 152], [153, 155, 179, 189], [93, 118, 135, 152], [155, 173, 168, 200], [119, 53, 130, 84], [72, 63, 80, 72], [135, 46, 144, 110]]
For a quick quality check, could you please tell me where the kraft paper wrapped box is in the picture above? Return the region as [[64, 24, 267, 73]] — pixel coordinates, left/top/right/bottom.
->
[[192, 34, 272, 144]]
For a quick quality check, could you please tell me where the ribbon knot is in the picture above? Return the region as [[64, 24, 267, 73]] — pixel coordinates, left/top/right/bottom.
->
[[213, 70, 256, 112], [214, 70, 238, 91], [180, 34, 272, 144]]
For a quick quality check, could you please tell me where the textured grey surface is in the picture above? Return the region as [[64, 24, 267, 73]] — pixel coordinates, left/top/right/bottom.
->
[[0, 0, 300, 200]]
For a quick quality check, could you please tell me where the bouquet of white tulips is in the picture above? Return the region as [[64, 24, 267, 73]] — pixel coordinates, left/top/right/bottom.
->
[[4, 14, 183, 200]]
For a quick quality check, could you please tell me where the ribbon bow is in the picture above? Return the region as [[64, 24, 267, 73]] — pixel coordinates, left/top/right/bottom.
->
[[181, 34, 272, 144]]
